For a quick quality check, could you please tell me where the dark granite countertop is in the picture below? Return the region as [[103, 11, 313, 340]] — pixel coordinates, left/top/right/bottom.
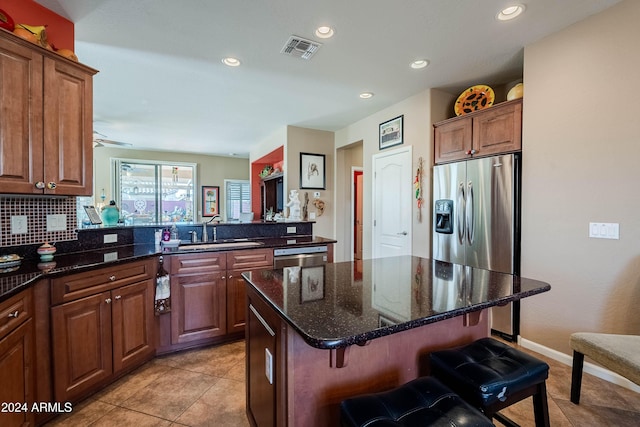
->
[[0, 236, 336, 302], [241, 256, 551, 350]]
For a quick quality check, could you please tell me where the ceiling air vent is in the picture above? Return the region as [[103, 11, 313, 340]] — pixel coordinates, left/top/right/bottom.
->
[[280, 35, 321, 60]]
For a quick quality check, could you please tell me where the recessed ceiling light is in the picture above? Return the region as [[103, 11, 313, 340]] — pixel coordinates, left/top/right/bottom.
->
[[359, 92, 374, 99], [315, 26, 335, 39], [222, 57, 241, 67], [411, 59, 429, 69], [497, 4, 525, 21]]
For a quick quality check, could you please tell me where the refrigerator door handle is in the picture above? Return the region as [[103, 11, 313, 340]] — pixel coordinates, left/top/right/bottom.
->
[[457, 183, 465, 244], [466, 181, 474, 244]]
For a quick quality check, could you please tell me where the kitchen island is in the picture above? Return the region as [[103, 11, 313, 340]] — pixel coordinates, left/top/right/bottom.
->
[[242, 256, 551, 427]]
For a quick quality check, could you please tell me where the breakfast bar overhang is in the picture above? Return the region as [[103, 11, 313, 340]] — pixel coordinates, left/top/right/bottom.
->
[[242, 256, 551, 427]]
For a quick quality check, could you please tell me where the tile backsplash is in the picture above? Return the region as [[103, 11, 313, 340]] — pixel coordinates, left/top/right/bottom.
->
[[0, 197, 78, 247]]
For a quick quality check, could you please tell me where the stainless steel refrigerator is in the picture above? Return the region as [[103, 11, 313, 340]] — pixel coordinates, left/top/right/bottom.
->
[[432, 153, 521, 341]]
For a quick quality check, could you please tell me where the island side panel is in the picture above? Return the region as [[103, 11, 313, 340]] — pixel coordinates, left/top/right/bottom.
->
[[285, 313, 490, 427]]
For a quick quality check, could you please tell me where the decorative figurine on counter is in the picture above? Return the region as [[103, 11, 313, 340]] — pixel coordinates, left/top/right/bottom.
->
[[302, 192, 309, 221], [285, 189, 302, 221], [37, 242, 56, 261], [312, 198, 325, 216]]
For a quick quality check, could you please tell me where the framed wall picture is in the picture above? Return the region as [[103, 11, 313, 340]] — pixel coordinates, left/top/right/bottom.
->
[[202, 186, 219, 217], [300, 266, 325, 303], [300, 152, 326, 189], [379, 115, 404, 150]]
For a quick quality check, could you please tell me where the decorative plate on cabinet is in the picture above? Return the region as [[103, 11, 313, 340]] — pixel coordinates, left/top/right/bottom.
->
[[454, 85, 495, 116]]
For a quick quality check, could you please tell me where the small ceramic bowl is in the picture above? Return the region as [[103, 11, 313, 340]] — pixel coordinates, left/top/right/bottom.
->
[[37, 243, 56, 261]]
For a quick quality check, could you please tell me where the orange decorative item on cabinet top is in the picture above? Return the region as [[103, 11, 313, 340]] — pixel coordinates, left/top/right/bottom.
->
[[454, 84, 495, 116]]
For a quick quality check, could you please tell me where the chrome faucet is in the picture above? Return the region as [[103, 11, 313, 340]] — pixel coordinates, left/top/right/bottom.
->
[[202, 215, 221, 242]]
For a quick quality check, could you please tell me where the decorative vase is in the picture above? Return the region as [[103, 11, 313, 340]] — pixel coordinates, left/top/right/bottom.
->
[[101, 200, 120, 226]]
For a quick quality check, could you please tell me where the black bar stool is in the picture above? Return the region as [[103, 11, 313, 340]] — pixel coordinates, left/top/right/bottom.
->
[[340, 376, 494, 427], [429, 337, 550, 427]]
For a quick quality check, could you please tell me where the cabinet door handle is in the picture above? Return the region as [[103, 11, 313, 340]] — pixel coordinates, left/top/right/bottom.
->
[[8, 310, 20, 318], [109, 275, 116, 281], [228, 274, 233, 279], [105, 298, 112, 304], [35, 181, 46, 189], [114, 295, 122, 300], [47, 182, 57, 189]]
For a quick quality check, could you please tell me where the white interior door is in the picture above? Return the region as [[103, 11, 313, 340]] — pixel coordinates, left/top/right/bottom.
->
[[372, 146, 412, 258]]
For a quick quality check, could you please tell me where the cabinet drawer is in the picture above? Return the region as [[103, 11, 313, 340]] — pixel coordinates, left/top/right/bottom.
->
[[51, 259, 154, 305], [227, 248, 274, 270], [170, 252, 226, 275], [0, 289, 33, 340]]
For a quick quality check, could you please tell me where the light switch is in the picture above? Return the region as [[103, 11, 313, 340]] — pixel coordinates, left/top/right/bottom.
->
[[11, 215, 28, 234], [46, 214, 67, 231], [589, 222, 619, 239]]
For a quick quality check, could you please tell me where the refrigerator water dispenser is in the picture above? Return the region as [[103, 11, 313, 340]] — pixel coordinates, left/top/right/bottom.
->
[[434, 199, 453, 234]]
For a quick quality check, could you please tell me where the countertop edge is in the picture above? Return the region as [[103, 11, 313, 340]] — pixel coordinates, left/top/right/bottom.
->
[[242, 267, 551, 350]]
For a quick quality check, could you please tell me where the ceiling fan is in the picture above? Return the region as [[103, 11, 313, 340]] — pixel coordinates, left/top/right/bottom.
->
[[93, 130, 133, 148]]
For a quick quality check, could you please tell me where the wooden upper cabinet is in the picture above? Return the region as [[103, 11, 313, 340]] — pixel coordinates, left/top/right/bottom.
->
[[43, 56, 95, 195], [434, 99, 522, 164], [433, 117, 472, 164], [0, 30, 97, 195], [0, 34, 44, 194]]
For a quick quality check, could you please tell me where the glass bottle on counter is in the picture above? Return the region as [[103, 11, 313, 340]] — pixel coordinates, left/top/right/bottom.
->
[[154, 256, 171, 314]]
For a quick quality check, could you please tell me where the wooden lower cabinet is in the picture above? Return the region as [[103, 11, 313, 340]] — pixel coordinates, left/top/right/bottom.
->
[[159, 248, 273, 353], [51, 260, 155, 403], [171, 271, 227, 344], [0, 289, 35, 427], [227, 272, 249, 334], [51, 292, 112, 402]]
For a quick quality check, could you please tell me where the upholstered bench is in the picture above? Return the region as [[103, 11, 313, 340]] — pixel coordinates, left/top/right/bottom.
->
[[340, 376, 494, 427], [430, 337, 550, 427], [570, 332, 640, 404]]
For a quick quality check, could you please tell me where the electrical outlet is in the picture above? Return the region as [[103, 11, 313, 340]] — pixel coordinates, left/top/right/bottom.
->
[[265, 348, 273, 384], [11, 216, 28, 234], [103, 252, 118, 262], [104, 234, 118, 244], [46, 214, 67, 232], [309, 212, 316, 220]]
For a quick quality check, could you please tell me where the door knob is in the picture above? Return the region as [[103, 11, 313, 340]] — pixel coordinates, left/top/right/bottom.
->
[[47, 182, 57, 189], [105, 298, 112, 304], [114, 295, 122, 300], [397, 231, 408, 235]]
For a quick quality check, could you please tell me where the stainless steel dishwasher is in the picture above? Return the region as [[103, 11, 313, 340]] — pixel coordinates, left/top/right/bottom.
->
[[273, 245, 328, 268]]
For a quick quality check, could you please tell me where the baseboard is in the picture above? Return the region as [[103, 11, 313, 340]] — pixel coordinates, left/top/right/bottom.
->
[[519, 337, 640, 394]]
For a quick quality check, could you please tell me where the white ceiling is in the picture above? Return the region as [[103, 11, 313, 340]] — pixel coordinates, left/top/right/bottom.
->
[[37, 0, 620, 158]]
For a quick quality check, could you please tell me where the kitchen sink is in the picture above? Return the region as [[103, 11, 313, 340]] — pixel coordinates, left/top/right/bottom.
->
[[178, 240, 264, 251]]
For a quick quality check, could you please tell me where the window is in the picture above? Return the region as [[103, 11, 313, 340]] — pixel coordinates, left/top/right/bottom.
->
[[112, 159, 197, 224], [225, 179, 251, 221]]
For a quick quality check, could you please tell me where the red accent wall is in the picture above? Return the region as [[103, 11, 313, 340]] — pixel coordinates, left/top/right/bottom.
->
[[2, 0, 74, 49], [251, 146, 284, 217]]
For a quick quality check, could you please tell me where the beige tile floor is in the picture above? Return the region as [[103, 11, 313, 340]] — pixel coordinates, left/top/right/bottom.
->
[[45, 339, 639, 426]]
